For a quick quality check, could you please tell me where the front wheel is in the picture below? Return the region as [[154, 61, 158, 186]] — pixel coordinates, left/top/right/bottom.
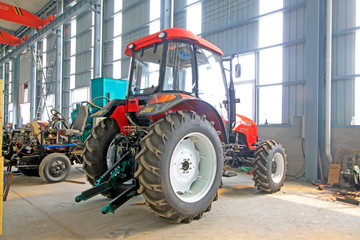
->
[[252, 140, 287, 193], [39, 153, 71, 183], [135, 111, 223, 223]]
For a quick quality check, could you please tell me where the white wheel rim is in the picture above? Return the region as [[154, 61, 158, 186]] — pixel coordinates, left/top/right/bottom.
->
[[169, 132, 217, 203], [271, 152, 285, 184], [106, 139, 117, 168]]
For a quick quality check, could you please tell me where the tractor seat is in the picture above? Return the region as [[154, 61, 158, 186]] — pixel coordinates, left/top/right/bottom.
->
[[59, 105, 89, 137]]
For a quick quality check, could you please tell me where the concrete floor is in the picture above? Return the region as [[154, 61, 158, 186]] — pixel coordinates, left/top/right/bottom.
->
[[2, 166, 360, 240]]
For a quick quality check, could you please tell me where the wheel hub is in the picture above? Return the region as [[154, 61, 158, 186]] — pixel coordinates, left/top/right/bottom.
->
[[181, 159, 190, 171], [50, 161, 66, 177]]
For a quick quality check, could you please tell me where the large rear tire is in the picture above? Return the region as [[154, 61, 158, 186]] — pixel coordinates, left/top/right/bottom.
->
[[82, 118, 121, 198], [135, 111, 223, 223], [252, 140, 287, 193]]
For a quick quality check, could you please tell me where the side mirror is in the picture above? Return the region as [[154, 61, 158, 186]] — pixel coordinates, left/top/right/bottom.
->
[[235, 63, 241, 78]]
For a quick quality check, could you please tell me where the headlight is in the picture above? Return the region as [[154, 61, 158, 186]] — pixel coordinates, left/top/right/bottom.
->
[[158, 31, 166, 39]]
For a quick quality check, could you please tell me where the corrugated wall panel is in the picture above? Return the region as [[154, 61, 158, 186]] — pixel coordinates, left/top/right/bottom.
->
[[332, 0, 356, 125], [76, 71, 92, 89], [122, 2, 149, 33], [103, 42, 114, 66], [282, 3, 306, 123], [77, 10, 93, 31], [174, 1, 186, 29], [201, 0, 258, 56], [104, 0, 114, 18], [120, 1, 149, 79], [74, 10, 93, 88], [121, 27, 149, 79]]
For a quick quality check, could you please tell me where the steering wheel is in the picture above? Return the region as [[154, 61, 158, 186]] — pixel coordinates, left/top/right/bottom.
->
[[50, 109, 66, 122], [50, 109, 68, 129]]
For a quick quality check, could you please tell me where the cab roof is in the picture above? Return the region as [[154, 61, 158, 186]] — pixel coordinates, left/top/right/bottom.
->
[[124, 28, 224, 57]]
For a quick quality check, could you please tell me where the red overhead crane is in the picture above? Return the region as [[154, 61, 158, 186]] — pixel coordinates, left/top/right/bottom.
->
[[0, 30, 27, 46], [0, 2, 54, 31]]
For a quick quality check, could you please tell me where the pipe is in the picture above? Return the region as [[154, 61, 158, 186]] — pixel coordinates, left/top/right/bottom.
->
[[325, 0, 333, 163], [170, 0, 174, 28]]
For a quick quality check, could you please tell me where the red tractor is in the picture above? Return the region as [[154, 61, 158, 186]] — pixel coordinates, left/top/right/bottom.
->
[[76, 28, 287, 223]]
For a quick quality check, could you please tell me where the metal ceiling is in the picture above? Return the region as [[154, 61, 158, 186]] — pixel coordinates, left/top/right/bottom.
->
[[0, 0, 52, 32]]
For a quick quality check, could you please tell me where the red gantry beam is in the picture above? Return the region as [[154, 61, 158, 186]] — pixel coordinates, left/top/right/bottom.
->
[[0, 2, 54, 30], [0, 30, 27, 46]]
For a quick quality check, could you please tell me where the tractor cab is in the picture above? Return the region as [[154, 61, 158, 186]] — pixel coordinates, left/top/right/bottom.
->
[[124, 28, 230, 136]]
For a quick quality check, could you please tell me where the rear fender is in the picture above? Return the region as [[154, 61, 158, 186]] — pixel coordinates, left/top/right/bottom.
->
[[90, 99, 126, 118], [138, 94, 227, 142], [233, 114, 257, 150], [90, 99, 130, 134]]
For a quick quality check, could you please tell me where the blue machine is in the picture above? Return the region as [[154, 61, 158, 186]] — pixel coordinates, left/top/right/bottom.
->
[[91, 77, 128, 108]]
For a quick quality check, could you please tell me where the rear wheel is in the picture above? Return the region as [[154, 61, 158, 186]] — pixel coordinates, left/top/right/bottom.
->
[[252, 140, 286, 193], [82, 118, 122, 198], [135, 111, 223, 223], [39, 153, 71, 183]]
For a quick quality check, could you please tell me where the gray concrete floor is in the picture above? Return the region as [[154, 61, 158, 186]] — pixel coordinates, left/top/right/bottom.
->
[[2, 166, 360, 240]]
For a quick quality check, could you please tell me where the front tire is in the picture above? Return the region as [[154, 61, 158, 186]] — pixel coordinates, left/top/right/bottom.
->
[[135, 111, 223, 223], [252, 140, 287, 193], [39, 153, 71, 183]]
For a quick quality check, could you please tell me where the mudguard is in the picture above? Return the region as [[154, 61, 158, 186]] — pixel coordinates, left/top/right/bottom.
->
[[233, 114, 257, 150], [90, 99, 126, 118], [138, 93, 228, 142]]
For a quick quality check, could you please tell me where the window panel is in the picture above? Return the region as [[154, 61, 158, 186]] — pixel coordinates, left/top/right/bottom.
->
[[187, 2, 202, 35], [150, 0, 160, 21], [114, 13, 122, 37], [114, 0, 122, 13], [257, 0, 283, 124], [150, 20, 160, 34], [259, 85, 282, 124], [259, 47, 283, 85], [113, 61, 121, 79], [113, 36, 122, 60], [235, 83, 254, 120]]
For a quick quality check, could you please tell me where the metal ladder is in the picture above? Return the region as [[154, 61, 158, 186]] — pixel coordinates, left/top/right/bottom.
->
[[32, 39, 57, 120]]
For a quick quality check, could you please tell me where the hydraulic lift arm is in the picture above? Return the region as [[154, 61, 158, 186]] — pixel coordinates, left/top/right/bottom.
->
[[0, 2, 54, 31], [0, 30, 27, 46]]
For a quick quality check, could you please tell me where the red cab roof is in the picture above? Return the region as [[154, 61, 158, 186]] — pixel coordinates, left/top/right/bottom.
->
[[124, 28, 224, 56]]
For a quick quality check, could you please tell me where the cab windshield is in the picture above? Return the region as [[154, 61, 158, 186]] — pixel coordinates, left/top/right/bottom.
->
[[130, 43, 163, 95]]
